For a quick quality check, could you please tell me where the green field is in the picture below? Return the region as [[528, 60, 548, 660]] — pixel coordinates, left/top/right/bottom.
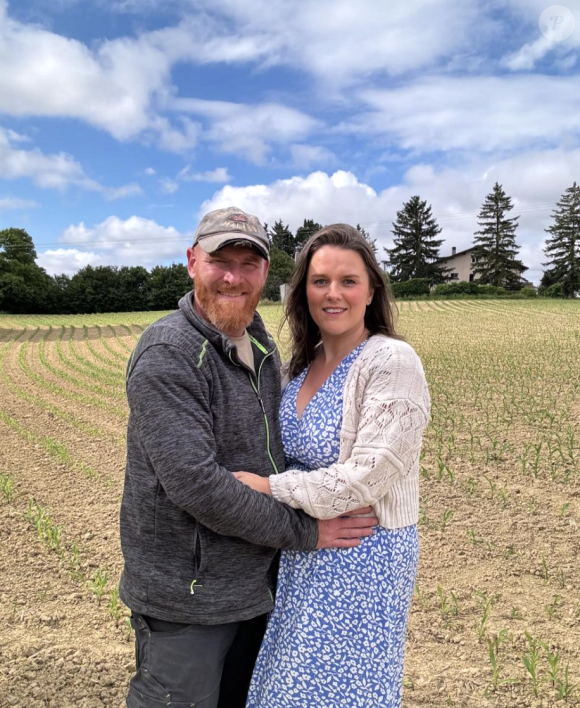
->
[[1, 299, 579, 707]]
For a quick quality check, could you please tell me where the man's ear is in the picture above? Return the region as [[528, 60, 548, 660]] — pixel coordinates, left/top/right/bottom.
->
[[262, 258, 270, 284], [186, 246, 196, 280]]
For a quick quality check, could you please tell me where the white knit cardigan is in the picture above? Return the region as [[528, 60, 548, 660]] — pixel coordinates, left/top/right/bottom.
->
[[270, 334, 430, 529]]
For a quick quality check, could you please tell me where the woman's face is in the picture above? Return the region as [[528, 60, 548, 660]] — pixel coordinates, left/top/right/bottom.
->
[[306, 246, 374, 341]]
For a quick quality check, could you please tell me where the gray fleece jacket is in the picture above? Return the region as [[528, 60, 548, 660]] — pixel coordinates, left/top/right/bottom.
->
[[119, 293, 319, 624]]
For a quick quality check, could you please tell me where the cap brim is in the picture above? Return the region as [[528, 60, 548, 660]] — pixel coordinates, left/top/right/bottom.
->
[[196, 233, 269, 260]]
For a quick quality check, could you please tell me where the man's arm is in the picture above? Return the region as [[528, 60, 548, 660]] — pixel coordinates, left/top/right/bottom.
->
[[129, 343, 376, 551], [128, 343, 322, 550]]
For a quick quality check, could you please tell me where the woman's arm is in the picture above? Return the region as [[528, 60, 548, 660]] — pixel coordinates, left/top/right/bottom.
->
[[267, 351, 430, 519]]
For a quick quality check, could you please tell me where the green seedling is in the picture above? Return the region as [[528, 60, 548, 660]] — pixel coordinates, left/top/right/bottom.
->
[[557, 663, 578, 700], [465, 477, 477, 495], [544, 594, 562, 619], [475, 590, 496, 642], [88, 568, 109, 602], [436, 585, 459, 619], [25, 500, 63, 556], [509, 606, 523, 620], [522, 632, 542, 698], [559, 503, 571, 518], [487, 630, 516, 691], [0, 472, 15, 502], [441, 509, 454, 531], [467, 529, 483, 546], [557, 569, 568, 589], [108, 587, 123, 625]]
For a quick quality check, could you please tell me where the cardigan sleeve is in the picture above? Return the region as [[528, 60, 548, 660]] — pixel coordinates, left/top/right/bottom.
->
[[269, 346, 430, 519]]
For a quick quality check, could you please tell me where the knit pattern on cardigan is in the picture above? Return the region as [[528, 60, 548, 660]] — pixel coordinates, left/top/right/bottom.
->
[[270, 335, 430, 529]]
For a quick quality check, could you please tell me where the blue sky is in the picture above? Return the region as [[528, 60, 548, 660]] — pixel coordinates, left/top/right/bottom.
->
[[1, 0, 579, 284]]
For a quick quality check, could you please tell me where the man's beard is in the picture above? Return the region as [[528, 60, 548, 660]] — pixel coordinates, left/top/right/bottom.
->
[[194, 278, 262, 335]]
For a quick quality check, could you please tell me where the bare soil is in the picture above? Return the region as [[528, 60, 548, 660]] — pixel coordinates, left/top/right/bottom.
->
[[0, 303, 579, 708]]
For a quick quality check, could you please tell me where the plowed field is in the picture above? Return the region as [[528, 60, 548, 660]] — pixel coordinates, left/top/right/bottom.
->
[[1, 300, 579, 708]]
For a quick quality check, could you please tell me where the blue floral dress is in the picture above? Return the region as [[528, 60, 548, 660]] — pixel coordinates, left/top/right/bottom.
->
[[246, 343, 419, 708]]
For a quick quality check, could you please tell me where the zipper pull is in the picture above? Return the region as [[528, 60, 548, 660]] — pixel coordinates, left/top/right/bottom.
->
[[256, 392, 266, 414]]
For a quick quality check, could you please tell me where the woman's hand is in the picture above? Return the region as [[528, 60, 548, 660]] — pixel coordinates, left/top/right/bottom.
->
[[233, 471, 272, 495]]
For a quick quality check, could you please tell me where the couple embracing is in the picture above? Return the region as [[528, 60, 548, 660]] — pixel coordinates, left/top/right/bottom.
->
[[119, 206, 430, 708]]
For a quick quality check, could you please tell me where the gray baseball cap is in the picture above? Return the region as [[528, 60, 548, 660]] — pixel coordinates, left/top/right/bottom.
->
[[193, 206, 270, 260]]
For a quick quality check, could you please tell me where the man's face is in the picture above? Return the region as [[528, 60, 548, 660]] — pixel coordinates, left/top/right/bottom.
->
[[186, 243, 269, 337]]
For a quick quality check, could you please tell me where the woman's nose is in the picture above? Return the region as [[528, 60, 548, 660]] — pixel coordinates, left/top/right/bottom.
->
[[326, 282, 341, 299]]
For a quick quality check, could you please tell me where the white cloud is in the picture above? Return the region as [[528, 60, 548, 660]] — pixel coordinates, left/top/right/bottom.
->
[[38, 215, 192, 274], [37, 248, 102, 277], [179, 0, 486, 87], [158, 177, 179, 194], [0, 196, 39, 211], [501, 1, 580, 71], [172, 98, 320, 163], [352, 75, 580, 153], [144, 167, 156, 175], [177, 165, 231, 183], [290, 144, 336, 169], [0, 127, 142, 196], [103, 183, 143, 200], [0, 3, 205, 151], [0, 126, 87, 189], [202, 152, 580, 284]]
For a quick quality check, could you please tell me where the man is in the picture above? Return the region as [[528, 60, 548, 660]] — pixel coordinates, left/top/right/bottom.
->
[[119, 206, 377, 708]]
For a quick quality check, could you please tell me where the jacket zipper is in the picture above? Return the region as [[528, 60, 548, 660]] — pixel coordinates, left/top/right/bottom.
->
[[228, 346, 279, 475]]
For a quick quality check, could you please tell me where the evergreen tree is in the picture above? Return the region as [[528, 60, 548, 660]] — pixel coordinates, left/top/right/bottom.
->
[[269, 220, 296, 258], [356, 224, 378, 257], [543, 181, 580, 299], [385, 196, 446, 282], [472, 183, 526, 289], [263, 247, 295, 301], [295, 219, 323, 254]]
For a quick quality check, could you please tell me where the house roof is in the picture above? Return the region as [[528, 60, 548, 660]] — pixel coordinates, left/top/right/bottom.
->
[[436, 246, 476, 261]]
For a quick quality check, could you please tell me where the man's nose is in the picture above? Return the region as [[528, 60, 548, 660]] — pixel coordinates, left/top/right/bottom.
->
[[222, 267, 243, 285]]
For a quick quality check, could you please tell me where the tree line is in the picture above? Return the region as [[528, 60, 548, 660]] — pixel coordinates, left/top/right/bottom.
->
[[1, 181, 579, 314]]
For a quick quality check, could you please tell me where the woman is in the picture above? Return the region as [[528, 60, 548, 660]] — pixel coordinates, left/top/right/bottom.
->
[[235, 224, 430, 708]]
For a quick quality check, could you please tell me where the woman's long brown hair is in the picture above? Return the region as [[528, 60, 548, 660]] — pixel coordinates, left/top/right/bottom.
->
[[283, 223, 400, 378]]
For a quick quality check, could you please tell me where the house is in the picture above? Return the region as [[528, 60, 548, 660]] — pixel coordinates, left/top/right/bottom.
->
[[437, 246, 534, 287], [437, 246, 478, 282]]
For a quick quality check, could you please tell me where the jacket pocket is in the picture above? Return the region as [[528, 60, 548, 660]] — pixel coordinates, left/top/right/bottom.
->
[[192, 523, 208, 577]]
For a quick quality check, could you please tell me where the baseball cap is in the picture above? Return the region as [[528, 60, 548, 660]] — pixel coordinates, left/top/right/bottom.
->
[[193, 206, 270, 260]]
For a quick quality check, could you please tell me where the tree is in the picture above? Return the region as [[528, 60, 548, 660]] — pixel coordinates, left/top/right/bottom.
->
[[356, 224, 378, 257], [472, 183, 527, 289], [543, 181, 580, 299], [295, 219, 323, 254], [148, 264, 191, 310], [117, 266, 150, 312], [263, 248, 295, 301], [385, 196, 446, 282], [66, 265, 122, 313], [0, 227, 56, 313], [269, 220, 295, 258]]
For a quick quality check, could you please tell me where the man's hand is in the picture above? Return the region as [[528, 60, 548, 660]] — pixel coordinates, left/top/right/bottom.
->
[[316, 507, 378, 549]]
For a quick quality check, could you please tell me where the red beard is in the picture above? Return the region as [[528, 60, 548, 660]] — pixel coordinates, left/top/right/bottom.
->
[[194, 278, 262, 335]]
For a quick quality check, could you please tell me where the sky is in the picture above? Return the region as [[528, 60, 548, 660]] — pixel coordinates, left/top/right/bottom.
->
[[1, 0, 579, 284]]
